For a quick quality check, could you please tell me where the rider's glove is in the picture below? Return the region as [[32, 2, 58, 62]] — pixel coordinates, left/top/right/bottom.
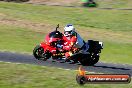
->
[[56, 44, 63, 49]]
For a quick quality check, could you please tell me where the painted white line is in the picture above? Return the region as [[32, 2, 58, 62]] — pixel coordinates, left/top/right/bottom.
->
[[65, 69, 71, 71], [0, 50, 32, 55], [5, 62, 12, 64], [0, 61, 22, 64], [1, 61, 132, 77], [100, 61, 131, 66], [0, 61, 97, 74]]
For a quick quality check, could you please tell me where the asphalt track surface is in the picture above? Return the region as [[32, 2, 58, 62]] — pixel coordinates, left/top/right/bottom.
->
[[0, 51, 132, 76]]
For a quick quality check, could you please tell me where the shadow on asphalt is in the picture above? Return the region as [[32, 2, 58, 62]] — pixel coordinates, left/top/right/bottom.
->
[[94, 65, 130, 70]]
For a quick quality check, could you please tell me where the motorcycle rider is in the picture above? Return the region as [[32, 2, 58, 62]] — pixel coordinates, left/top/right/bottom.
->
[[63, 24, 89, 61]]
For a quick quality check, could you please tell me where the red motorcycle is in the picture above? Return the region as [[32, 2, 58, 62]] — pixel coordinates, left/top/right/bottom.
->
[[33, 24, 103, 66]]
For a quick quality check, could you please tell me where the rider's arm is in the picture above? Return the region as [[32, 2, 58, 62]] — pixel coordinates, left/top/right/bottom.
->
[[69, 32, 77, 47], [70, 36, 77, 47], [62, 36, 71, 51]]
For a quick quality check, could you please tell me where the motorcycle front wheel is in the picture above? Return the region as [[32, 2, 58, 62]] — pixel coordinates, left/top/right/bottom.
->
[[33, 45, 44, 60]]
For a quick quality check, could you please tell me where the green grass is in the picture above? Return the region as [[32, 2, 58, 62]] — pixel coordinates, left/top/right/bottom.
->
[[96, 0, 132, 8], [0, 2, 132, 31], [0, 24, 44, 53], [101, 41, 132, 64], [0, 62, 132, 88]]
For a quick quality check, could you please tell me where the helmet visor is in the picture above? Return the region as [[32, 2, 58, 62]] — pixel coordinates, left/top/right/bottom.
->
[[64, 31, 72, 35]]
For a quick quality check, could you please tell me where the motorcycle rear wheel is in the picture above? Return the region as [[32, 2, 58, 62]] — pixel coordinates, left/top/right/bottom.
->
[[80, 54, 99, 66]]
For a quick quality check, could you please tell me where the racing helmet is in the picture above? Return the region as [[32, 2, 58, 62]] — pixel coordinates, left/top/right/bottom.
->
[[64, 24, 75, 37]]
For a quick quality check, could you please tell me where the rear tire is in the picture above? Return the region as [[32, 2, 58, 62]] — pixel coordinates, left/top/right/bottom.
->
[[90, 53, 99, 65], [80, 54, 99, 66]]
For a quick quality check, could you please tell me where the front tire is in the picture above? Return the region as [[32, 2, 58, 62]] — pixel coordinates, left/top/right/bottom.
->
[[33, 45, 44, 60]]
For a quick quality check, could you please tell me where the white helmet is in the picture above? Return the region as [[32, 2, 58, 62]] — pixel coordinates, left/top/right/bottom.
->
[[64, 24, 75, 36]]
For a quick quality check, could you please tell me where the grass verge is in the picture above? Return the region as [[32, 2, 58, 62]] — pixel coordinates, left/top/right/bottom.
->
[[0, 2, 132, 32], [0, 24, 44, 53], [0, 62, 132, 88]]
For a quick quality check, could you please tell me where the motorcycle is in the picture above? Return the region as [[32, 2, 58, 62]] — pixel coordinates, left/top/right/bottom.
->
[[33, 24, 103, 66], [82, 0, 97, 7]]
